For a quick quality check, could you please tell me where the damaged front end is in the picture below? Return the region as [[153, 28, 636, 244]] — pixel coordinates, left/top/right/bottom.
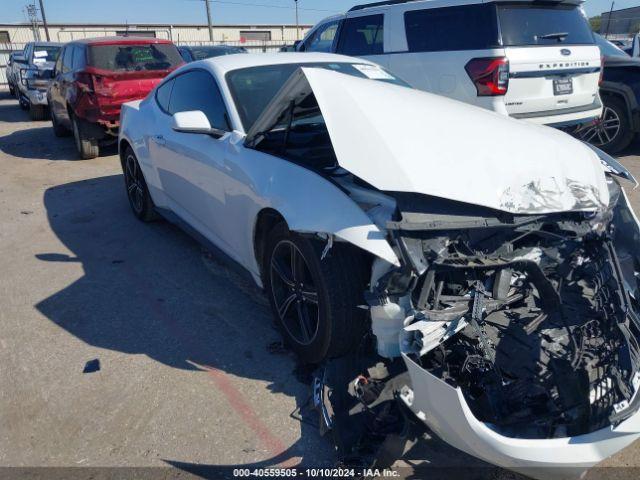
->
[[363, 172, 640, 471]]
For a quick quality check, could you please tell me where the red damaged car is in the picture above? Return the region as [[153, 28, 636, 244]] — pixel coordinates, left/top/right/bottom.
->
[[48, 36, 184, 159]]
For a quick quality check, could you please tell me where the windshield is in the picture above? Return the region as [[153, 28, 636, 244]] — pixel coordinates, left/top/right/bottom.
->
[[227, 62, 409, 131], [595, 33, 630, 58], [498, 3, 594, 46], [31, 46, 60, 63], [190, 46, 246, 60], [88, 44, 183, 71]]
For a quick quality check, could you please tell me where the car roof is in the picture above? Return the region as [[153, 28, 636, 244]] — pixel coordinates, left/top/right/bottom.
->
[[72, 36, 174, 46], [183, 44, 244, 50], [29, 42, 64, 47], [345, 0, 584, 14], [197, 52, 377, 75]]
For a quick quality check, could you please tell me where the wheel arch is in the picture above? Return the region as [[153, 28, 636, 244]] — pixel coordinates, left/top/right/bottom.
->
[[253, 208, 287, 280], [119, 138, 132, 167], [600, 82, 640, 131]]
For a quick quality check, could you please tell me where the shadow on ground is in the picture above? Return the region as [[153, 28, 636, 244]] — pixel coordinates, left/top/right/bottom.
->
[[0, 100, 116, 160], [622, 137, 640, 157], [35, 174, 501, 474]]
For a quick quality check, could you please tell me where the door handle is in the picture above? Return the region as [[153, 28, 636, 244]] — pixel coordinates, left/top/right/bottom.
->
[[153, 135, 166, 146]]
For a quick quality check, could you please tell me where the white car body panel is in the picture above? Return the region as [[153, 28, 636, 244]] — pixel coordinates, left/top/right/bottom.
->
[[402, 353, 640, 478], [250, 67, 610, 215], [119, 54, 401, 285], [119, 52, 640, 475]]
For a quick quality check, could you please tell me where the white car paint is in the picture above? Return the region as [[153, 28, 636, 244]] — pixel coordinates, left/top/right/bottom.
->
[[119, 52, 640, 475], [120, 54, 401, 285], [249, 67, 609, 215]]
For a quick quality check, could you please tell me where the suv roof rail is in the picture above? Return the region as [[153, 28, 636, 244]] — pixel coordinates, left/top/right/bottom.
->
[[348, 0, 423, 12]]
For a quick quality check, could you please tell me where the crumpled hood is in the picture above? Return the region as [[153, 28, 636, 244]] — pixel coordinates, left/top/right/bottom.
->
[[253, 67, 610, 215]]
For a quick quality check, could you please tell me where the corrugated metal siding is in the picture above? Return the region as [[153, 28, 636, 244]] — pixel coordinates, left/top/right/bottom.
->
[[0, 24, 310, 44]]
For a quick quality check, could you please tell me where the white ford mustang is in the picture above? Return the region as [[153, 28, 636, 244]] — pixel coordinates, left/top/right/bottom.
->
[[119, 53, 640, 476]]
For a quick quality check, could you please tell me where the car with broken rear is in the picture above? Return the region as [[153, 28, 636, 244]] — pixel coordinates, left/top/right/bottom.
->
[[118, 52, 640, 477], [48, 36, 183, 159]]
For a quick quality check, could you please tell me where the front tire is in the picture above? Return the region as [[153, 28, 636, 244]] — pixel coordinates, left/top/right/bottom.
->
[[264, 223, 369, 364], [122, 147, 158, 222], [72, 115, 99, 159]]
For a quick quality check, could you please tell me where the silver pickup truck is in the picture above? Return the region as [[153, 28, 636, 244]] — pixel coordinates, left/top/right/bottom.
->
[[9, 42, 62, 120]]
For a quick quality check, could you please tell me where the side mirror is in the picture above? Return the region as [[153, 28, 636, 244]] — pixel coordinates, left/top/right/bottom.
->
[[171, 111, 226, 138], [295, 40, 304, 52], [14, 54, 26, 63]]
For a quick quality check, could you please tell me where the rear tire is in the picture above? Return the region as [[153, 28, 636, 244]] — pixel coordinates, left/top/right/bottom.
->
[[29, 104, 47, 121], [264, 223, 370, 364], [72, 115, 99, 159], [51, 108, 70, 137], [8, 84, 15, 96], [122, 146, 158, 222]]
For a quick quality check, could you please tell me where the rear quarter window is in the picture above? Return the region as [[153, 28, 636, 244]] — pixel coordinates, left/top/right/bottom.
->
[[155, 79, 174, 113], [404, 4, 499, 52], [498, 4, 594, 46], [337, 14, 384, 56], [88, 43, 183, 71]]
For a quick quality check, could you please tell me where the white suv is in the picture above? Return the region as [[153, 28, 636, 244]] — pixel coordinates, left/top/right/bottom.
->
[[299, 0, 602, 127]]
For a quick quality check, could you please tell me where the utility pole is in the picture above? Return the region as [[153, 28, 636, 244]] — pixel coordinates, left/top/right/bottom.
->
[[204, 0, 214, 42], [605, 1, 615, 38], [294, 0, 300, 40], [38, 0, 50, 41], [26, 3, 40, 41]]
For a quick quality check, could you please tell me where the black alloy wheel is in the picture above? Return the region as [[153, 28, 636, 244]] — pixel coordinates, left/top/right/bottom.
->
[[269, 239, 320, 346]]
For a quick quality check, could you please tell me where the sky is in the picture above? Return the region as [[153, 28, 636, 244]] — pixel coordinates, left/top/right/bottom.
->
[[1, 0, 637, 26]]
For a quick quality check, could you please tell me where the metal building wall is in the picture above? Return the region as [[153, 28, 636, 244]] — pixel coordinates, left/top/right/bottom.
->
[[0, 23, 312, 85], [0, 23, 310, 45]]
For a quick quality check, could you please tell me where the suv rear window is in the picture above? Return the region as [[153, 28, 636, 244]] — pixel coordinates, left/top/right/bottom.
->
[[88, 43, 183, 71], [497, 4, 594, 46], [404, 4, 499, 52]]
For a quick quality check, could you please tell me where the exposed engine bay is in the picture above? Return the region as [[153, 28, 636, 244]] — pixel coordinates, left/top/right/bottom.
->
[[363, 176, 640, 441]]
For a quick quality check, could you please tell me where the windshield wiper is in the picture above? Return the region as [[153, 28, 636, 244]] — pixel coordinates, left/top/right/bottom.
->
[[537, 32, 569, 42]]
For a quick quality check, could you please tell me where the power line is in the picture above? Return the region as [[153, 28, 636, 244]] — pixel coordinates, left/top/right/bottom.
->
[[186, 0, 339, 13]]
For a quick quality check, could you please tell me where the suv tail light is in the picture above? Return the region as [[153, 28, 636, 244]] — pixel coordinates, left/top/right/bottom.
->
[[465, 57, 509, 96]]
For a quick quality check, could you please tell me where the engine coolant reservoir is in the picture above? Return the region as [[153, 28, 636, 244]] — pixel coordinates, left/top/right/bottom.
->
[[371, 302, 405, 358]]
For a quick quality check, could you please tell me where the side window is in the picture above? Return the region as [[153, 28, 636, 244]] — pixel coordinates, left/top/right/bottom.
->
[[72, 46, 85, 70], [62, 46, 74, 73], [23, 45, 32, 63], [303, 20, 340, 52], [404, 5, 499, 53], [336, 15, 384, 56], [156, 79, 174, 113], [169, 70, 229, 131]]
